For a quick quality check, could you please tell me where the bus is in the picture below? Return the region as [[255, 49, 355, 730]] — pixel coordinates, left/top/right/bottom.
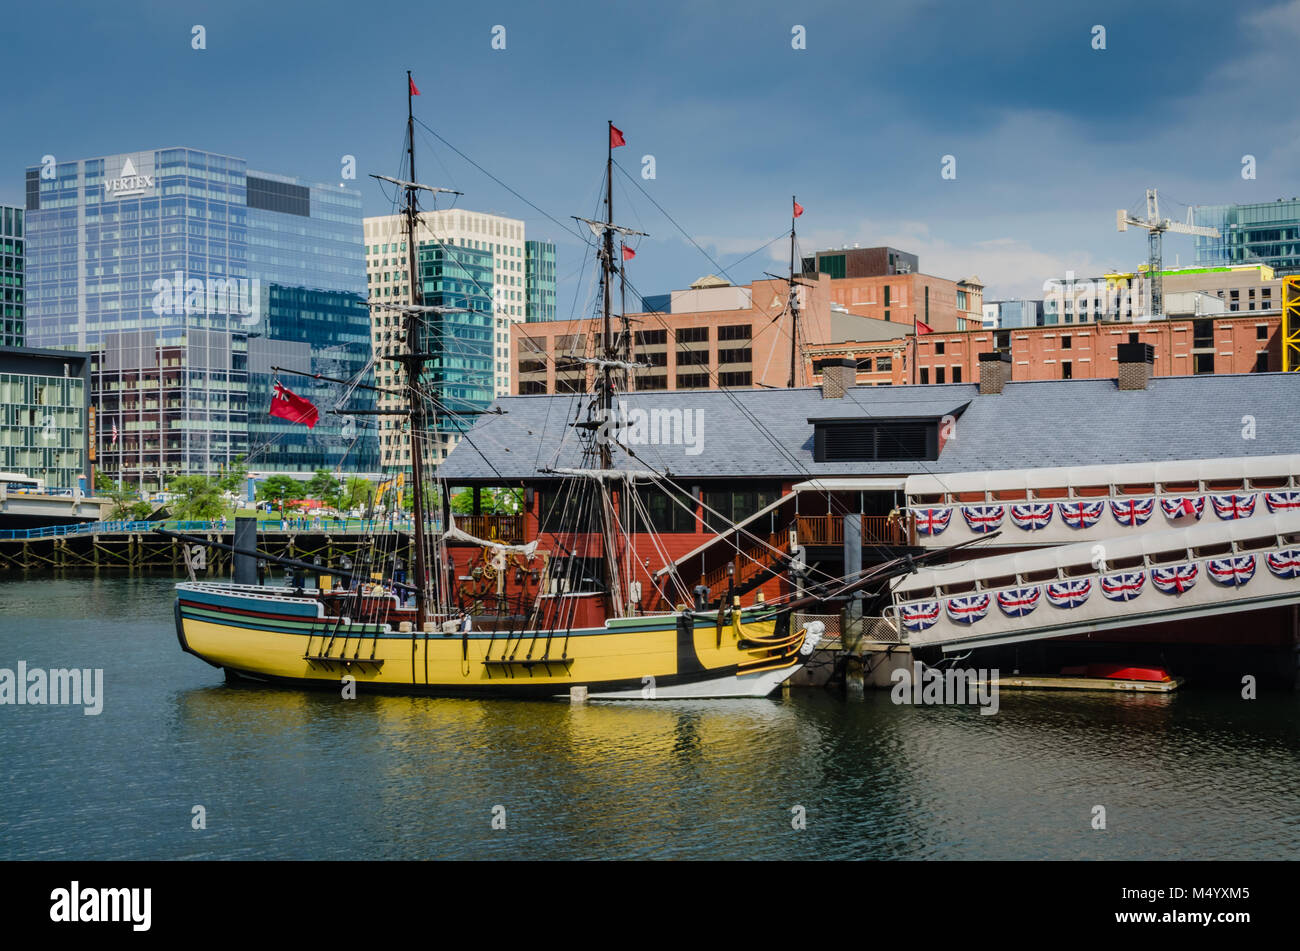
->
[[0, 472, 45, 494]]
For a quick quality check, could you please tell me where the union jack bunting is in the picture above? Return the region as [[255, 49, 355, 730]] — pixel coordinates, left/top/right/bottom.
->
[[1058, 500, 1104, 529], [1009, 503, 1053, 531], [1045, 579, 1091, 608], [1264, 491, 1300, 514], [1265, 549, 1300, 579], [1206, 555, 1256, 587], [1210, 493, 1256, 520], [1100, 571, 1146, 601], [1152, 563, 1198, 594], [1160, 496, 1204, 520], [995, 586, 1041, 617], [961, 505, 1005, 533], [1109, 497, 1154, 527], [913, 507, 952, 537], [899, 601, 942, 632], [945, 593, 991, 625]]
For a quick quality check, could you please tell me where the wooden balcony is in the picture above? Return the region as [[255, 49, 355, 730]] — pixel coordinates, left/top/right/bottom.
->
[[456, 514, 524, 545], [795, 514, 904, 547]]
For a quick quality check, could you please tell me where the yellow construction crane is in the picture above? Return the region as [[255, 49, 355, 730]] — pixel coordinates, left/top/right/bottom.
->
[[1284, 276, 1300, 371]]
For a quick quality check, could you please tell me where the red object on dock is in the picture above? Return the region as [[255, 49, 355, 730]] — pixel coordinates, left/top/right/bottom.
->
[[1060, 663, 1172, 682]]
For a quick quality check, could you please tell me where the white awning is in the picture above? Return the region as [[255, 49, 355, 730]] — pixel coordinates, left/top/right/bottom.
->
[[905, 454, 1300, 498], [791, 478, 908, 492]]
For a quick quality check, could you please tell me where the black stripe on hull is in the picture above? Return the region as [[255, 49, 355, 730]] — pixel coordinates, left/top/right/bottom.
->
[[212, 662, 778, 701]]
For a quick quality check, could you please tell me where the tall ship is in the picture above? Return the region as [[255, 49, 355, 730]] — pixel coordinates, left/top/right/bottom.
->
[[169, 75, 944, 699]]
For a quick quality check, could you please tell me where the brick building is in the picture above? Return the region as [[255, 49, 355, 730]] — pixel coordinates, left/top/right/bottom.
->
[[800, 246, 983, 330], [804, 312, 1283, 387], [512, 274, 836, 393]]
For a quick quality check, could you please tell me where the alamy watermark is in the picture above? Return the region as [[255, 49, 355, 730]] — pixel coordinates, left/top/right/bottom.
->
[[890, 662, 999, 715], [595, 400, 704, 456], [0, 662, 103, 715], [50, 882, 150, 931], [150, 271, 260, 325]]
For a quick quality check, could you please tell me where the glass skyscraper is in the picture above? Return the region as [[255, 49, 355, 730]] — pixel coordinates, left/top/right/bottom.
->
[[23, 148, 377, 492], [1193, 200, 1300, 275], [525, 239, 556, 321], [1, 205, 22, 346], [418, 242, 494, 446]]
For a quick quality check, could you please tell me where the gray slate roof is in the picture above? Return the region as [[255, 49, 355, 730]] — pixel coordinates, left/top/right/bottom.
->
[[437, 375, 1300, 482]]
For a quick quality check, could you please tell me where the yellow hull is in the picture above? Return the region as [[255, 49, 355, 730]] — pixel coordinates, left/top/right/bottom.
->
[[175, 583, 812, 699]]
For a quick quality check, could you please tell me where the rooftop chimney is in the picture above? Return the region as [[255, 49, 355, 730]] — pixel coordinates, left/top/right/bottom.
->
[[820, 358, 857, 398], [978, 351, 1011, 395], [1117, 342, 1155, 390]]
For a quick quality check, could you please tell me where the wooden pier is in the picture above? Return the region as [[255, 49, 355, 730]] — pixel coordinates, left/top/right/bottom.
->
[[0, 527, 417, 575]]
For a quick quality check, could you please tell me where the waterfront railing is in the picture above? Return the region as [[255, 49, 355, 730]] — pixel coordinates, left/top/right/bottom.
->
[[0, 517, 442, 541]]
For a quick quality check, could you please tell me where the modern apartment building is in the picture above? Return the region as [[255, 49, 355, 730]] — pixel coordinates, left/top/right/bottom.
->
[[23, 148, 377, 492], [1, 204, 22, 347], [0, 346, 90, 490]]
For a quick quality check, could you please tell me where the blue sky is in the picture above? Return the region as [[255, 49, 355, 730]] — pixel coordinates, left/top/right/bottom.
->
[[4, 0, 1296, 304]]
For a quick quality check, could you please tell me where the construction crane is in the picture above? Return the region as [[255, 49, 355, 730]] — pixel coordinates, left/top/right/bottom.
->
[[1117, 189, 1220, 319]]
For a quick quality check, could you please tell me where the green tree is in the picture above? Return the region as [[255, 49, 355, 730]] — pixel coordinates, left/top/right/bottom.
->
[[340, 476, 371, 511], [215, 455, 249, 495], [95, 471, 142, 519], [256, 475, 305, 517], [303, 469, 341, 508], [167, 475, 227, 521], [450, 488, 521, 515]]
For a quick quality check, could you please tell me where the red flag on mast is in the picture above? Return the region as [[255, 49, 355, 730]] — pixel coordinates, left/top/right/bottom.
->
[[793, 200, 804, 218], [269, 381, 319, 429], [409, 76, 420, 96], [610, 124, 626, 148], [915, 318, 934, 335], [621, 244, 636, 261]]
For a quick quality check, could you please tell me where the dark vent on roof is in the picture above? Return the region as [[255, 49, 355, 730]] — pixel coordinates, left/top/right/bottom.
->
[[815, 421, 937, 461], [246, 176, 310, 217]]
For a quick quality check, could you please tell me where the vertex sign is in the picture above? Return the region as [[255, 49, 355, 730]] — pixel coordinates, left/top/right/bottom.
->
[[104, 155, 155, 199]]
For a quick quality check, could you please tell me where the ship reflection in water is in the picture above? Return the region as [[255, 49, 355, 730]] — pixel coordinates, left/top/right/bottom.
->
[[1, 576, 1298, 860]]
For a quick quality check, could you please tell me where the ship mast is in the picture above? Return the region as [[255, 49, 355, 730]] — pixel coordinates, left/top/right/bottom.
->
[[601, 123, 615, 473], [787, 195, 800, 389], [403, 71, 430, 629]]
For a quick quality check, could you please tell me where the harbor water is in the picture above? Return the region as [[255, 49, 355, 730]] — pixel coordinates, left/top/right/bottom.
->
[[2, 575, 1297, 860]]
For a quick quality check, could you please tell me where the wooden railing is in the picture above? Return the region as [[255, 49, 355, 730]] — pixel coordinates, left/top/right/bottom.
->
[[795, 515, 904, 547], [457, 514, 524, 545], [701, 531, 787, 592]]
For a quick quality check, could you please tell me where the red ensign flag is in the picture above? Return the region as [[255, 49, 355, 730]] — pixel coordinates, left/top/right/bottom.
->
[[793, 200, 804, 218], [409, 76, 420, 96], [610, 124, 626, 148], [622, 244, 636, 261], [270, 382, 319, 429]]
